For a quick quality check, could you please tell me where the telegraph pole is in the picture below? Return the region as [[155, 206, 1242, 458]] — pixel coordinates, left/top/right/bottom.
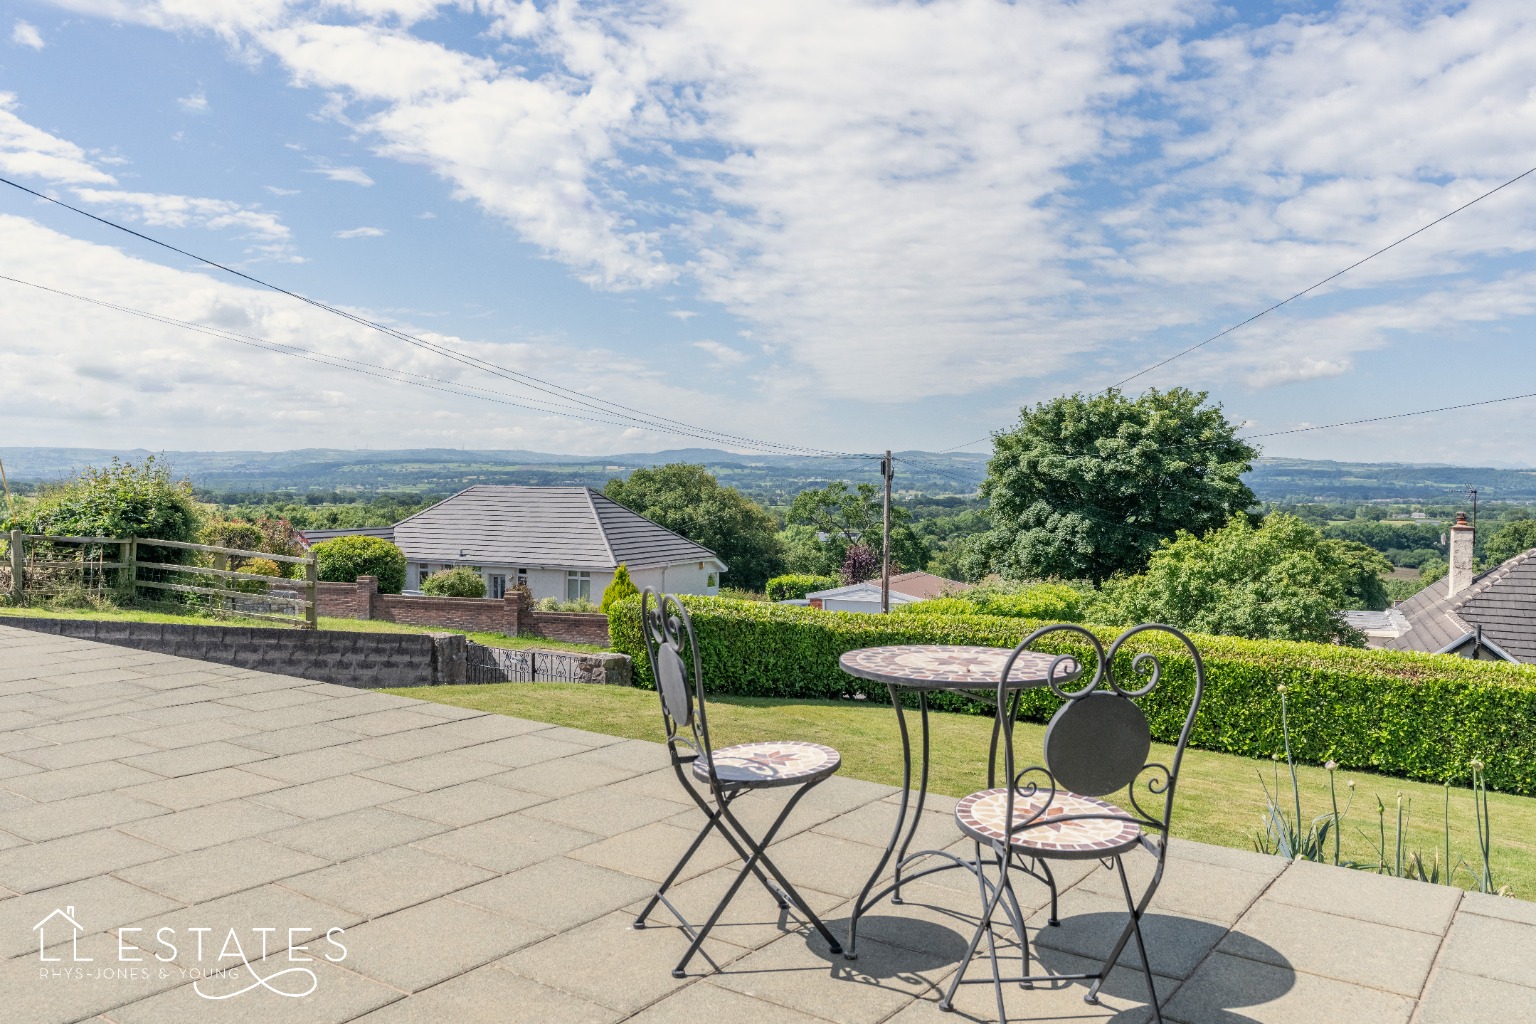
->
[[881, 450, 892, 613]]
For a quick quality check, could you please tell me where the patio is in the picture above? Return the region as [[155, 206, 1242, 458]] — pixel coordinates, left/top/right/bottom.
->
[[0, 623, 1531, 1024]]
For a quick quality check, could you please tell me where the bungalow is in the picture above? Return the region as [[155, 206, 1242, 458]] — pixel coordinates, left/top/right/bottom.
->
[[801, 571, 971, 614], [303, 486, 725, 602], [1357, 512, 1536, 663]]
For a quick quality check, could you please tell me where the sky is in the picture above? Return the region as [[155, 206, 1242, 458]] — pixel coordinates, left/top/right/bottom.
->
[[2, 0, 1535, 465]]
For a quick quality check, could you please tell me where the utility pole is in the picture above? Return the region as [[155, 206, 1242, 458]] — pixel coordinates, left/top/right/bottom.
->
[[881, 450, 892, 614], [1467, 487, 1478, 535]]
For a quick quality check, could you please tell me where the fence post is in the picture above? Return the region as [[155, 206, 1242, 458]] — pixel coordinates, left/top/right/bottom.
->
[[212, 551, 228, 617], [305, 552, 318, 630], [124, 538, 137, 605], [8, 530, 22, 606]]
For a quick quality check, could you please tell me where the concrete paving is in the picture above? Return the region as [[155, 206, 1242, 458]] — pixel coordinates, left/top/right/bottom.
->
[[1, 623, 1531, 1024]]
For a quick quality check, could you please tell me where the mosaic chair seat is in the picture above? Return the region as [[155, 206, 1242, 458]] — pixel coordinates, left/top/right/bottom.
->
[[633, 589, 845, 977], [939, 624, 1205, 1024]]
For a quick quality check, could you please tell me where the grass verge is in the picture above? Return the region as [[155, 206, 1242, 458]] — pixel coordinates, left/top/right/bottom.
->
[[388, 681, 1536, 901]]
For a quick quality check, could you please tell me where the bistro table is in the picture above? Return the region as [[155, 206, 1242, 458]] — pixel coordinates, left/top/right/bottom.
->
[[837, 644, 1079, 959]]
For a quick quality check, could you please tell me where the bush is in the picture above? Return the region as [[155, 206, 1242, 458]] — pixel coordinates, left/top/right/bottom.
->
[[891, 597, 975, 617], [537, 596, 599, 612], [608, 595, 1536, 796], [312, 536, 407, 594], [766, 574, 840, 602], [969, 583, 1085, 621], [601, 563, 639, 613], [421, 566, 486, 598], [5, 456, 202, 566], [231, 557, 284, 594]]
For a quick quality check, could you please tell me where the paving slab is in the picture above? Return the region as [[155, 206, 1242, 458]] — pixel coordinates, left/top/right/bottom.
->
[[117, 797, 305, 852], [266, 806, 449, 861], [1164, 949, 1415, 1024], [0, 826, 172, 892], [339, 896, 548, 992], [352, 964, 621, 1024], [282, 845, 497, 918], [452, 855, 656, 932], [114, 837, 329, 903]]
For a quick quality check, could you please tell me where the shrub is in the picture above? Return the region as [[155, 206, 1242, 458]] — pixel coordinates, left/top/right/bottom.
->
[[5, 456, 201, 566], [766, 574, 840, 602], [537, 596, 599, 612], [312, 536, 407, 594], [601, 563, 639, 613], [230, 557, 284, 594], [891, 597, 975, 617], [608, 595, 1536, 796], [969, 583, 1084, 621], [422, 566, 487, 598]]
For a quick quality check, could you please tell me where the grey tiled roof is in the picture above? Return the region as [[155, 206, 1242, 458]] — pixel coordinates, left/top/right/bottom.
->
[[1383, 548, 1536, 663], [390, 485, 721, 571]]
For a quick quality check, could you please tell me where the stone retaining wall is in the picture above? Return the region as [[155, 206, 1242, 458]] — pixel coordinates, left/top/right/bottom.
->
[[0, 618, 466, 688], [315, 577, 611, 646]]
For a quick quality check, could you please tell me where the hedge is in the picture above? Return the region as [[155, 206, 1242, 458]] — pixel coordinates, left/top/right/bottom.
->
[[765, 574, 840, 602], [609, 596, 1536, 796]]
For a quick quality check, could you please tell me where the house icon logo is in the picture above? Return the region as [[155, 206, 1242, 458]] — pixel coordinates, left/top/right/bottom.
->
[[34, 905, 91, 962]]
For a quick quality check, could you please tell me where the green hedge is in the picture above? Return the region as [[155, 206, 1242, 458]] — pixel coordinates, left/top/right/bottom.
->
[[609, 596, 1536, 795], [765, 574, 839, 602]]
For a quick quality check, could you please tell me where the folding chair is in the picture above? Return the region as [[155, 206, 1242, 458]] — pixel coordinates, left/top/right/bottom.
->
[[939, 623, 1205, 1024], [632, 588, 845, 976]]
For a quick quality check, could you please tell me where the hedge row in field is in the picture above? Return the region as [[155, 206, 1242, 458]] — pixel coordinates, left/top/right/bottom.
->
[[609, 595, 1536, 795]]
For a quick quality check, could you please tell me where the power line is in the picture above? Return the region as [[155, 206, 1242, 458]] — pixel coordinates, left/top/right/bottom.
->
[[935, 162, 1536, 454], [0, 175, 874, 461]]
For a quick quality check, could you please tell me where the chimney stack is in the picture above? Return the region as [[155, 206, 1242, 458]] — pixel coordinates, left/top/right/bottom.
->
[[1448, 511, 1476, 598]]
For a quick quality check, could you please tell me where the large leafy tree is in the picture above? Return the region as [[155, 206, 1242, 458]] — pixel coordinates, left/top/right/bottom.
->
[[786, 481, 929, 575], [978, 388, 1257, 582], [1088, 514, 1392, 645], [605, 464, 783, 590], [1484, 517, 1536, 566]]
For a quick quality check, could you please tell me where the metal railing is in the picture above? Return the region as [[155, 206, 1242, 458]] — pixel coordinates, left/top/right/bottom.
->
[[5, 530, 317, 628], [466, 641, 590, 683]]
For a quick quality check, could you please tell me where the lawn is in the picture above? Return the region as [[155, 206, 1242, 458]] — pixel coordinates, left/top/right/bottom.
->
[[0, 606, 607, 654], [387, 681, 1536, 901]]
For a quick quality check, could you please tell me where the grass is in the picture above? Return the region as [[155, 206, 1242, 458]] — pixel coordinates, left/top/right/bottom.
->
[[0, 605, 608, 654], [385, 682, 1536, 901]]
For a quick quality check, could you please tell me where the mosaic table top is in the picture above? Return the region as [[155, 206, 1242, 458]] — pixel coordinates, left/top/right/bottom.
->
[[838, 644, 1078, 691]]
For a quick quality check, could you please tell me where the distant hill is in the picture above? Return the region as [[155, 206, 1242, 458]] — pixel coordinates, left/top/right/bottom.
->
[[0, 446, 989, 502], [5, 448, 1533, 504]]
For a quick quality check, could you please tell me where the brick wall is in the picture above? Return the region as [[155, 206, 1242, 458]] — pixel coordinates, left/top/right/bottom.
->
[[316, 576, 610, 646], [1, 618, 466, 688]]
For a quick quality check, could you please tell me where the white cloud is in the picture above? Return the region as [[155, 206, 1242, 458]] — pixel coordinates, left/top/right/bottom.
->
[[309, 163, 375, 186], [0, 212, 764, 451], [668, 310, 698, 321], [335, 225, 385, 238], [0, 92, 114, 185], [11, 21, 44, 49], [264, 185, 300, 196], [73, 188, 290, 239], [691, 339, 747, 366], [29, 0, 1536, 422], [177, 91, 208, 113]]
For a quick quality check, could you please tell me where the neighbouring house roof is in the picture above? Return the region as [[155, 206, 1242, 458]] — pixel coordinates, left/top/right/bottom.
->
[[886, 571, 970, 600], [388, 485, 724, 572], [297, 527, 395, 548], [1342, 608, 1410, 641], [805, 581, 922, 605], [1379, 548, 1536, 663]]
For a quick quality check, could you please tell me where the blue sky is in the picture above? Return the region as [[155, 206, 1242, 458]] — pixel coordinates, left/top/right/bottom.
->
[[2, 1, 1535, 464]]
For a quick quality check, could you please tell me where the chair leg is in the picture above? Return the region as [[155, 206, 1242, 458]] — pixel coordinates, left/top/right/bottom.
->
[[1084, 856, 1163, 1023], [634, 808, 722, 928], [939, 840, 1014, 1020], [1037, 857, 1061, 925], [720, 792, 843, 952], [672, 782, 835, 977]]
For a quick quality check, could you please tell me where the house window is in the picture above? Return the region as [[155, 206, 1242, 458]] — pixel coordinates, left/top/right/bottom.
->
[[566, 571, 591, 602], [707, 573, 717, 588], [516, 568, 528, 590], [490, 574, 506, 599], [416, 566, 431, 590]]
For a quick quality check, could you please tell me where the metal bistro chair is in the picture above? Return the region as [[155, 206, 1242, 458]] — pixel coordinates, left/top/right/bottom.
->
[[633, 588, 845, 976], [939, 623, 1205, 1024]]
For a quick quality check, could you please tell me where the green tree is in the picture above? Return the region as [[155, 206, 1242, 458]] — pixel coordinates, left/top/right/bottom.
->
[[601, 563, 639, 612], [1088, 514, 1391, 645], [422, 566, 486, 598], [786, 481, 929, 574], [1484, 518, 1536, 565], [312, 536, 407, 594], [604, 464, 783, 590], [4, 456, 202, 555], [977, 388, 1257, 582]]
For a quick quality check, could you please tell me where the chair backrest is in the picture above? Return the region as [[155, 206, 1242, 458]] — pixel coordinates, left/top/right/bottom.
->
[[997, 622, 1204, 844], [639, 588, 715, 770]]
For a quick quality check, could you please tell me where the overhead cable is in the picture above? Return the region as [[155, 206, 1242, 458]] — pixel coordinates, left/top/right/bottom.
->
[[0, 175, 873, 461]]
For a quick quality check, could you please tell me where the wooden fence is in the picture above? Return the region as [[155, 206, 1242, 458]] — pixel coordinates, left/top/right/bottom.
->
[[5, 530, 317, 628]]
